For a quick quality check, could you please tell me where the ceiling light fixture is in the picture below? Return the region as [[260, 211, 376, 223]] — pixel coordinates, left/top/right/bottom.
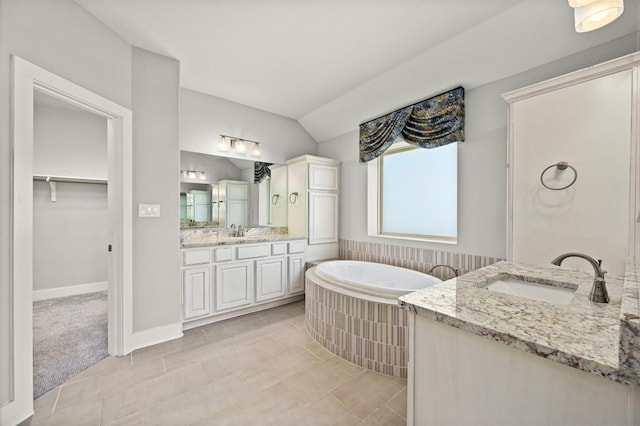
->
[[218, 134, 262, 158], [568, 0, 624, 32]]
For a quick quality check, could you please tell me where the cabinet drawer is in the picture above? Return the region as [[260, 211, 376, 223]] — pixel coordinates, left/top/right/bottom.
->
[[214, 247, 233, 262], [183, 249, 210, 266], [288, 240, 306, 254], [271, 242, 287, 256], [236, 244, 270, 259]]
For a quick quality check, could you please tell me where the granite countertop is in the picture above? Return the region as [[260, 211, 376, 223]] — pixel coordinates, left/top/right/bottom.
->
[[181, 233, 306, 248], [399, 260, 640, 386]]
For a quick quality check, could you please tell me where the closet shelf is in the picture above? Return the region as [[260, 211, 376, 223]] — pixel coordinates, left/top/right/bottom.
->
[[32, 174, 107, 185]]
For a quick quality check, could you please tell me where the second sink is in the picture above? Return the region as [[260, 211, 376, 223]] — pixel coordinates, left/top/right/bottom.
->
[[485, 276, 577, 305]]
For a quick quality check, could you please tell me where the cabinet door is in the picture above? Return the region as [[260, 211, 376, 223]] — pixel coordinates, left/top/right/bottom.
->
[[255, 257, 286, 302], [227, 199, 248, 227], [227, 182, 249, 200], [183, 266, 210, 319], [308, 191, 338, 245], [309, 163, 339, 191], [288, 254, 305, 295], [215, 261, 252, 311], [194, 203, 211, 222]]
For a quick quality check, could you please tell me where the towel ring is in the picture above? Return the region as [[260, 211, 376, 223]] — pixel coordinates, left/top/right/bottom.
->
[[540, 161, 577, 190], [289, 192, 299, 204], [272, 194, 280, 205]]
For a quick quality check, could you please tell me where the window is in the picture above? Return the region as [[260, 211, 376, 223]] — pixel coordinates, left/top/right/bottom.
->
[[367, 141, 457, 243]]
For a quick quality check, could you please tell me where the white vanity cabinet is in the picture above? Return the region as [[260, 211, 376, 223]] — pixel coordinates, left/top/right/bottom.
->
[[287, 240, 306, 295], [183, 266, 210, 319], [255, 257, 287, 302], [286, 155, 340, 261], [181, 248, 211, 320], [215, 260, 252, 311], [181, 238, 306, 328]]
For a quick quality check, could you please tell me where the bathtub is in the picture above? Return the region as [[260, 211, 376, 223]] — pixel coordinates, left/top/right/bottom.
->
[[305, 260, 442, 377], [314, 260, 442, 301]]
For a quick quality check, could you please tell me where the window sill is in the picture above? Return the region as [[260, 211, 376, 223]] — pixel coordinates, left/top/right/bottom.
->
[[369, 232, 457, 245]]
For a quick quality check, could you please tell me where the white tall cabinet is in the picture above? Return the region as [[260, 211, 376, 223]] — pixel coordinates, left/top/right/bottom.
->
[[503, 52, 640, 276], [286, 155, 340, 261]]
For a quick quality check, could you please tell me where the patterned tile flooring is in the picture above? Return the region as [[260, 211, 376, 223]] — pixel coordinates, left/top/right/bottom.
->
[[24, 301, 407, 425]]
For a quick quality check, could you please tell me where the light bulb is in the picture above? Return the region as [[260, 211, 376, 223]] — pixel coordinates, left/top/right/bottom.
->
[[218, 136, 230, 152], [251, 143, 261, 157], [198, 171, 207, 180], [187, 171, 196, 179], [234, 139, 247, 154]]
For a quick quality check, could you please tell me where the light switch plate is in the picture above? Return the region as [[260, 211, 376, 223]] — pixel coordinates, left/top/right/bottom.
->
[[138, 204, 160, 218]]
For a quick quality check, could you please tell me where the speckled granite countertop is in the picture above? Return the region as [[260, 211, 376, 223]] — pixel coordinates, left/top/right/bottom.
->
[[181, 233, 306, 248], [399, 260, 640, 386]]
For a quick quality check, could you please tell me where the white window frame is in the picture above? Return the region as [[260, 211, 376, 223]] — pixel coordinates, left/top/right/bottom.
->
[[367, 141, 457, 244]]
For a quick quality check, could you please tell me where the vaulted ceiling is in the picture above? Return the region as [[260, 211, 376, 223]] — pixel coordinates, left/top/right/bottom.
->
[[76, 0, 640, 142]]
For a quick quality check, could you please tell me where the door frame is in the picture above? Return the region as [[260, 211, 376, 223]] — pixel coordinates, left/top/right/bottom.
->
[[6, 55, 133, 423]]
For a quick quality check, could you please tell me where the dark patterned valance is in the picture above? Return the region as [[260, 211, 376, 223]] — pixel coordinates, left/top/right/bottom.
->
[[254, 162, 273, 184], [359, 86, 465, 162]]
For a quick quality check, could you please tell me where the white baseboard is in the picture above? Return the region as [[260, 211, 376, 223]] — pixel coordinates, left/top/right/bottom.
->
[[130, 322, 184, 352], [32, 281, 108, 301]]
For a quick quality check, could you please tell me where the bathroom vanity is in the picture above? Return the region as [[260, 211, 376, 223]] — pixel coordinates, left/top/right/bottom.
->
[[180, 228, 306, 329], [400, 260, 640, 425]]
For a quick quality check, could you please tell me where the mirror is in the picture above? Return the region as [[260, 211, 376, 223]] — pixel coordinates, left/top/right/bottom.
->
[[180, 150, 286, 228]]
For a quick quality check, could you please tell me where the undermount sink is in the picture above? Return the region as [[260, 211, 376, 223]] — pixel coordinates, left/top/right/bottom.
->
[[485, 276, 577, 305]]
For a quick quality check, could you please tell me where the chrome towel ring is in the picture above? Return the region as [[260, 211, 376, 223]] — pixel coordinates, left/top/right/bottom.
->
[[289, 192, 299, 204], [540, 161, 577, 190]]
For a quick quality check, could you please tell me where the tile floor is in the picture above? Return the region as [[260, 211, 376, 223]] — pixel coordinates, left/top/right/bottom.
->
[[24, 301, 407, 425]]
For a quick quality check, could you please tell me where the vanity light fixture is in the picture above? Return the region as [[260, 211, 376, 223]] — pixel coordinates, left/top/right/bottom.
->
[[180, 170, 207, 180], [218, 134, 262, 158], [218, 135, 230, 152], [568, 0, 624, 32], [234, 139, 247, 154], [251, 142, 261, 157]]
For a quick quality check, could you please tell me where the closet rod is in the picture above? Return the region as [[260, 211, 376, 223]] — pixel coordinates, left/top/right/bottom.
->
[[32, 174, 107, 185]]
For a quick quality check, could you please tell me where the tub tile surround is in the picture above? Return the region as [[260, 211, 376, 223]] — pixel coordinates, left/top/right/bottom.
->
[[400, 260, 640, 386], [180, 226, 303, 247], [338, 239, 503, 280], [306, 271, 410, 378]]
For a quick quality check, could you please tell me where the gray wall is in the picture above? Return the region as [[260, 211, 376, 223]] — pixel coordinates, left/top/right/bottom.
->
[[33, 182, 108, 291], [318, 33, 640, 259], [0, 0, 132, 406], [180, 88, 318, 164], [132, 47, 181, 332], [33, 101, 108, 292]]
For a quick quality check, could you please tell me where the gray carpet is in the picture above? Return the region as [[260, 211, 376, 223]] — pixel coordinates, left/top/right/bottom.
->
[[33, 291, 108, 399]]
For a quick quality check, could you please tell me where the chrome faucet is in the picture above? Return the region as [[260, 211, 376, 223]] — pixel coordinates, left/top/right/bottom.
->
[[237, 224, 244, 237], [550, 252, 609, 303], [428, 264, 460, 278], [229, 224, 236, 237]]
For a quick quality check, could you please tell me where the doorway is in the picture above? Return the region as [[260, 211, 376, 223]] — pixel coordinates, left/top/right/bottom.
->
[[31, 91, 110, 398], [5, 56, 133, 423]]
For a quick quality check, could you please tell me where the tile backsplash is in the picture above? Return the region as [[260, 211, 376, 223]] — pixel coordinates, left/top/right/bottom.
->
[[338, 239, 503, 279]]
